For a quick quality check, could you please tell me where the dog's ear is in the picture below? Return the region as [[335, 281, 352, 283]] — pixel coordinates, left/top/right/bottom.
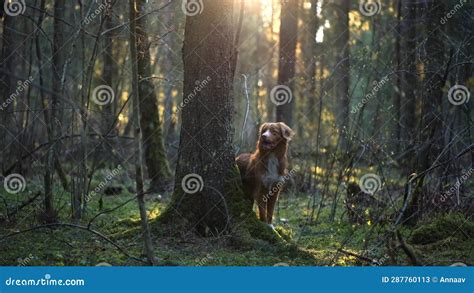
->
[[278, 122, 294, 141], [259, 123, 267, 135]]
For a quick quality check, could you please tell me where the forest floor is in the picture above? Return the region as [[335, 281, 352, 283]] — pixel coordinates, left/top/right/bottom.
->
[[0, 180, 473, 266]]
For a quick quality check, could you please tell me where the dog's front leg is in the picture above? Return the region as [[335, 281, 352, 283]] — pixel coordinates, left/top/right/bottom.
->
[[266, 189, 279, 225], [254, 187, 267, 223]]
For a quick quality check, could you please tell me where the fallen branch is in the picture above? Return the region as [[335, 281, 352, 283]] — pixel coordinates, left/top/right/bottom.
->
[[397, 230, 422, 266]]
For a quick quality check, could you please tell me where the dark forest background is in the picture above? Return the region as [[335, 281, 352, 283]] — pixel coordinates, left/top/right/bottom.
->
[[0, 0, 472, 266]]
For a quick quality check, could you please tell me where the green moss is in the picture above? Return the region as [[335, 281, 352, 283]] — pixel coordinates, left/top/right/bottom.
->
[[410, 213, 474, 245], [2, 170, 472, 266], [275, 226, 293, 242], [156, 164, 283, 244]]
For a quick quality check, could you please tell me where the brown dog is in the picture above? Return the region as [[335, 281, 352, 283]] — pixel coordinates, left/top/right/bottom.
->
[[236, 122, 294, 228]]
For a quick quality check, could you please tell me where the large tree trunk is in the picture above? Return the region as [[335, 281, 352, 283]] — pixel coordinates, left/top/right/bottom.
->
[[160, 0, 272, 240], [333, 0, 350, 147], [276, 0, 298, 126], [135, 0, 171, 192]]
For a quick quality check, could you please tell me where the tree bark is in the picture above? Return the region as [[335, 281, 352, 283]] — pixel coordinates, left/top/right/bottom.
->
[[0, 12, 15, 173], [306, 0, 319, 121], [129, 0, 156, 265], [276, 0, 298, 126], [405, 1, 446, 224], [400, 0, 418, 166], [161, 3, 178, 146], [43, 0, 66, 222], [333, 0, 350, 147], [135, 0, 171, 192], [102, 4, 117, 136], [160, 0, 273, 241], [394, 0, 402, 153]]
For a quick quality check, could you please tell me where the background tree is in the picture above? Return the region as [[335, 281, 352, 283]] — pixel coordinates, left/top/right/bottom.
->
[[129, 0, 156, 265], [0, 7, 15, 173], [331, 0, 350, 147], [276, 0, 298, 126], [400, 0, 418, 168], [135, 0, 171, 192]]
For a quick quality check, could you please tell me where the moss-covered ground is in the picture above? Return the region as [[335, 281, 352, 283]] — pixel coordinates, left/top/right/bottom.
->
[[0, 177, 472, 266]]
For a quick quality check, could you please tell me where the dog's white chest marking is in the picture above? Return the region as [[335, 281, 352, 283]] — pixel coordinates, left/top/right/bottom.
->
[[262, 154, 280, 188]]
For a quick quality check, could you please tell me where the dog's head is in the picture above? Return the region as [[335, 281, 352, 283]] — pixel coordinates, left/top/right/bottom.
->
[[258, 122, 294, 151]]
